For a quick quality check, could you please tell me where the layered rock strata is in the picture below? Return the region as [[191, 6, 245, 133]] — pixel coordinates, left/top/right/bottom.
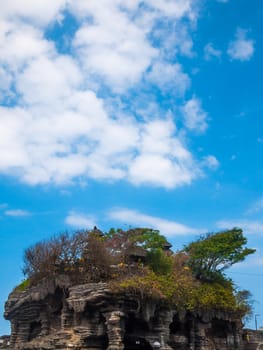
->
[[5, 277, 245, 350]]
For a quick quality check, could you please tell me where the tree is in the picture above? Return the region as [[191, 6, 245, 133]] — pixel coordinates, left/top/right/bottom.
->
[[104, 228, 172, 274], [183, 228, 255, 282], [235, 289, 254, 323], [81, 230, 113, 282], [23, 231, 87, 283]]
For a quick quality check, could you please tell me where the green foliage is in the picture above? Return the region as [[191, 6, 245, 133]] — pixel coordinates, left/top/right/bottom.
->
[[127, 228, 168, 250], [111, 268, 165, 300], [14, 279, 30, 292], [104, 228, 167, 252], [21, 226, 254, 320], [183, 227, 256, 282], [146, 248, 173, 275], [187, 281, 237, 311]]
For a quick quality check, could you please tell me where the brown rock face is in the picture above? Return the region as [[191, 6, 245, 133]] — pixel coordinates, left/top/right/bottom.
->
[[5, 277, 245, 350]]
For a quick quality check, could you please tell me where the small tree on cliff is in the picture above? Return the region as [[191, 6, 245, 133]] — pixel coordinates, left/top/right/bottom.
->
[[183, 227, 255, 282], [81, 230, 113, 282], [23, 231, 87, 282]]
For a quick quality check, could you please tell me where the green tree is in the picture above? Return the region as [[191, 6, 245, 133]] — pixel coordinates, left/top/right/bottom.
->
[[146, 249, 173, 275], [105, 228, 172, 274], [105, 228, 168, 251], [183, 228, 255, 282]]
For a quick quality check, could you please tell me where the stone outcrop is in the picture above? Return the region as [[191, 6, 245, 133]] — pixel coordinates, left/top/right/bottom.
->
[[5, 277, 246, 350]]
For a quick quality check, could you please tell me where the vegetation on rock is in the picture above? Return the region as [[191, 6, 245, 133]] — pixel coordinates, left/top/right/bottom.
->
[[21, 226, 254, 319], [184, 228, 256, 282]]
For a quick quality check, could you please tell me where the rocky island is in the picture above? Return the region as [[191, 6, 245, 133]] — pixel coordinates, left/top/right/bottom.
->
[[4, 227, 259, 349]]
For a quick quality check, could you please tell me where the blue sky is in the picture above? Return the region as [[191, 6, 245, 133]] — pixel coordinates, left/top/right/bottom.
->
[[1, 0, 263, 334]]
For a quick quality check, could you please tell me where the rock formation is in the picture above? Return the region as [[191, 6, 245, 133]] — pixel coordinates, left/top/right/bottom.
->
[[5, 276, 246, 350]]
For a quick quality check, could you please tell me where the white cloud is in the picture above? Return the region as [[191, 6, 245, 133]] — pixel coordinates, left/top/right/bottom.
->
[[147, 61, 190, 95], [17, 55, 82, 105], [4, 209, 31, 217], [70, 0, 198, 92], [72, 2, 157, 92], [65, 211, 96, 229], [0, 0, 67, 26], [0, 96, 204, 187], [227, 28, 255, 62], [217, 220, 263, 235], [0, 22, 54, 69], [204, 43, 222, 60], [0, 0, 216, 188], [202, 155, 220, 170], [0, 67, 12, 98], [128, 119, 200, 188], [182, 98, 208, 133], [129, 154, 192, 188], [108, 208, 204, 236], [145, 0, 196, 20]]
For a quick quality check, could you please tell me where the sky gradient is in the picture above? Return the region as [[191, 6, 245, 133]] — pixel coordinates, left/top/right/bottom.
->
[[1, 0, 263, 334]]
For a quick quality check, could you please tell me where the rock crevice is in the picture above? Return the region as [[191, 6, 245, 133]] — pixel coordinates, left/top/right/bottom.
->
[[5, 278, 246, 350]]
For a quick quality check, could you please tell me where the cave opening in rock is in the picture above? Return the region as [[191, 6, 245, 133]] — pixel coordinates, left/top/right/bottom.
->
[[124, 313, 152, 349], [170, 313, 192, 336], [125, 313, 149, 334], [85, 335, 108, 349], [209, 319, 228, 338], [123, 335, 153, 350], [28, 321, 41, 341]]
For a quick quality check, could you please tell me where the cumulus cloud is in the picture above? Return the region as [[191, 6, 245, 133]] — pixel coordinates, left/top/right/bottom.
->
[[145, 0, 196, 19], [147, 61, 190, 95], [227, 28, 255, 61], [204, 43, 222, 60], [73, 15, 157, 92], [65, 211, 96, 229], [108, 208, 204, 236], [202, 155, 220, 170], [182, 98, 208, 133], [127, 119, 200, 188], [0, 0, 67, 26], [0, 0, 216, 189]]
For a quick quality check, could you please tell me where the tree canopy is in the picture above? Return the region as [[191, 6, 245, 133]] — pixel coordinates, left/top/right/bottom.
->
[[183, 227, 256, 282], [23, 227, 172, 283], [21, 226, 255, 318]]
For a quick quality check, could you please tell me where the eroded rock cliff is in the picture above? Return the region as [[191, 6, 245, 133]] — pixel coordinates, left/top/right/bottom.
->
[[5, 276, 245, 350]]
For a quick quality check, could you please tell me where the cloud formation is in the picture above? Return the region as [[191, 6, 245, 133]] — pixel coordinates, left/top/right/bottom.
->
[[227, 28, 255, 61], [182, 98, 208, 133], [0, 0, 217, 189], [4, 209, 31, 217], [65, 211, 96, 228], [108, 208, 203, 236], [204, 43, 222, 60]]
